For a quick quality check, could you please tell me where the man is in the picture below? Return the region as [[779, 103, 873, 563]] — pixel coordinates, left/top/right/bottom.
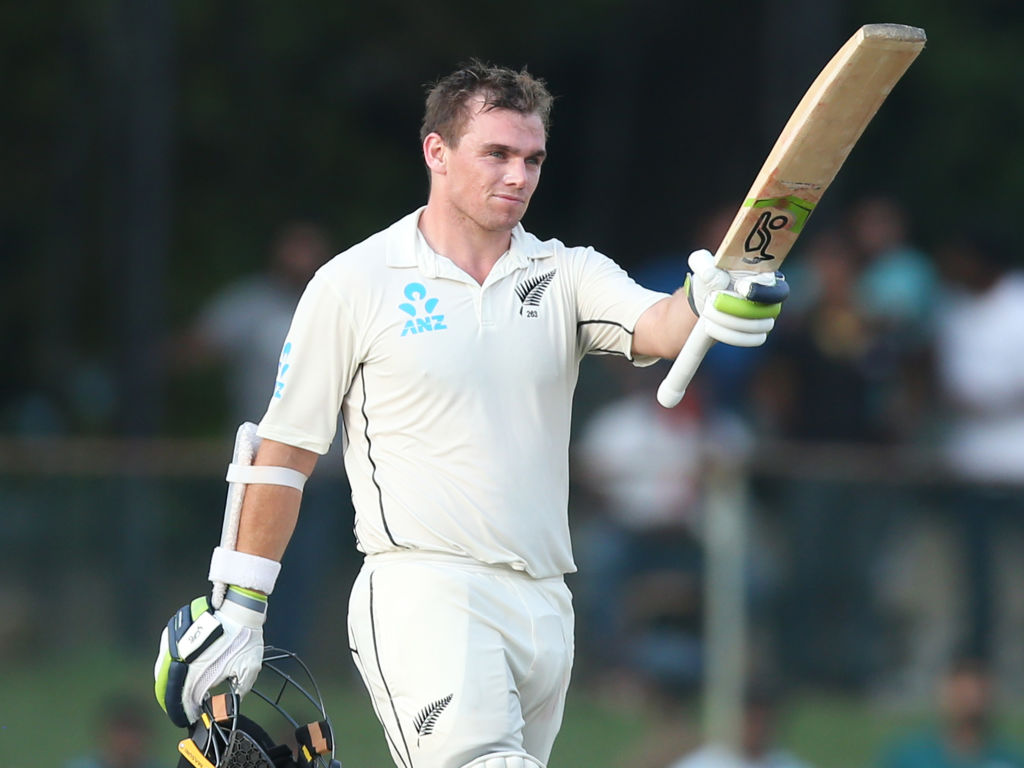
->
[[155, 61, 784, 768], [878, 657, 1024, 768], [666, 684, 811, 768], [172, 221, 333, 428], [65, 694, 164, 768]]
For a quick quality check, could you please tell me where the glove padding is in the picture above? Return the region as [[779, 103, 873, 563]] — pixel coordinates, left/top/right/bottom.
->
[[686, 249, 788, 347], [154, 587, 266, 727]]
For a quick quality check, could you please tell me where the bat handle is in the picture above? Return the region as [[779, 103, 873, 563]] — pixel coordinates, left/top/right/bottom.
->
[[656, 317, 715, 408]]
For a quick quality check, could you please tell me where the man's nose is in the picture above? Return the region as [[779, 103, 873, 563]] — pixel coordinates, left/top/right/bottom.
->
[[504, 158, 527, 186]]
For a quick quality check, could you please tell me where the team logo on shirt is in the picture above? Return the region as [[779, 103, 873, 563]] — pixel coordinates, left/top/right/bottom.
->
[[399, 282, 448, 336], [515, 269, 556, 317], [273, 341, 292, 398], [413, 693, 453, 745]]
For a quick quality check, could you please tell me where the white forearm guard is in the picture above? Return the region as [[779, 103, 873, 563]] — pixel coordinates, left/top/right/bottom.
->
[[208, 547, 282, 596], [209, 422, 308, 607]]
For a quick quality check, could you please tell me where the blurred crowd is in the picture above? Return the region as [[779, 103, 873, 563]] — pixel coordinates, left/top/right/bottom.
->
[[566, 195, 1024, 766], [571, 194, 1024, 711]]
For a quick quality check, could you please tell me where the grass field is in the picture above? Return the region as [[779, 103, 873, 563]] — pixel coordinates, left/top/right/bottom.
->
[[4, 646, 1021, 768]]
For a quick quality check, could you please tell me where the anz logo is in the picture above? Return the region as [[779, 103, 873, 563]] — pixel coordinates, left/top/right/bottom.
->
[[399, 282, 448, 337], [273, 341, 292, 398]]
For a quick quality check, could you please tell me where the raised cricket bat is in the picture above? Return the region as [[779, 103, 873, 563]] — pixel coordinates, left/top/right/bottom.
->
[[657, 23, 926, 408]]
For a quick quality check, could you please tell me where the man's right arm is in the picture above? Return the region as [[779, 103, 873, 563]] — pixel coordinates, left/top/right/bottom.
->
[[235, 438, 320, 564], [154, 436, 320, 727]]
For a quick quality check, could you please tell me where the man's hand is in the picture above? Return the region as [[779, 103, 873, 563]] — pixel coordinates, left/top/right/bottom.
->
[[685, 249, 788, 347], [154, 586, 266, 727]]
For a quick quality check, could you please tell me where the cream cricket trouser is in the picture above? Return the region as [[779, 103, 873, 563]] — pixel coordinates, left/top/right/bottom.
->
[[347, 552, 574, 768]]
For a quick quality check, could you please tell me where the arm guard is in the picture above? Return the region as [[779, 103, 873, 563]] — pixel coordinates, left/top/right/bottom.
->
[[209, 422, 307, 608]]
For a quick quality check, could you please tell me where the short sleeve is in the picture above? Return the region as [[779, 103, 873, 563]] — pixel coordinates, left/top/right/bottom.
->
[[257, 273, 361, 454], [574, 247, 668, 365]]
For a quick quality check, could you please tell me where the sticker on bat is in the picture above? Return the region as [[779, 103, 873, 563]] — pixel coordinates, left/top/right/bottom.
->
[[743, 211, 787, 263], [740, 196, 816, 265]]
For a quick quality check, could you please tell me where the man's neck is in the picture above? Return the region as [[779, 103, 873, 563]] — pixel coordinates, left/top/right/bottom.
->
[[418, 201, 513, 285]]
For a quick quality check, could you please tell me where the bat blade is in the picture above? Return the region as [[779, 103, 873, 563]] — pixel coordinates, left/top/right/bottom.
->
[[657, 23, 926, 408], [716, 23, 926, 272]]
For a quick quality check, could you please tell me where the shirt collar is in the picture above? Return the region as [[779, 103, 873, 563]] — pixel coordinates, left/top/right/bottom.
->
[[385, 206, 550, 276]]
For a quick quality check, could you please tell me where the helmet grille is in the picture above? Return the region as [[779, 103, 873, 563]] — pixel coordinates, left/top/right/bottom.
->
[[223, 729, 277, 768]]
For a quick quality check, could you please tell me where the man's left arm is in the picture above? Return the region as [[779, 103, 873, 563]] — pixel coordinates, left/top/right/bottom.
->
[[632, 249, 788, 360], [632, 288, 699, 360]]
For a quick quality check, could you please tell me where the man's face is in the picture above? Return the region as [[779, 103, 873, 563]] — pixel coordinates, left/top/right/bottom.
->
[[437, 99, 546, 233]]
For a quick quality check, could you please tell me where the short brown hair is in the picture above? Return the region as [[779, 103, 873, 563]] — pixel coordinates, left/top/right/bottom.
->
[[420, 59, 553, 146]]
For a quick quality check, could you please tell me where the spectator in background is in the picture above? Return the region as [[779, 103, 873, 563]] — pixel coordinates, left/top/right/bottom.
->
[[65, 694, 166, 768], [756, 228, 890, 688], [173, 222, 332, 428], [172, 222, 352, 659], [847, 195, 938, 442], [934, 228, 1024, 485], [573, 356, 774, 705], [878, 657, 1024, 768], [857, 227, 1024, 702], [849, 195, 937, 346], [666, 682, 811, 768], [931, 229, 1024, 692], [753, 228, 879, 442], [573, 360, 708, 702]]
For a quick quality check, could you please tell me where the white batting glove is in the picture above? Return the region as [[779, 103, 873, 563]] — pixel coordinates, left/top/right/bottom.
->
[[686, 249, 789, 347], [153, 586, 266, 727]]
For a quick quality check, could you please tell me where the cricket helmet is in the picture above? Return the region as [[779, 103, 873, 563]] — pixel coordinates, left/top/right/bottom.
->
[[176, 647, 340, 768]]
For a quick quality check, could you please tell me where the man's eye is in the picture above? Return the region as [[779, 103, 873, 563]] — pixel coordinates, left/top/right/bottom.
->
[[489, 151, 505, 159]]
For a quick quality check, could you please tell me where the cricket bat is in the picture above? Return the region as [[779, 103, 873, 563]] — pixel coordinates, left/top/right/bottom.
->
[[657, 23, 926, 408]]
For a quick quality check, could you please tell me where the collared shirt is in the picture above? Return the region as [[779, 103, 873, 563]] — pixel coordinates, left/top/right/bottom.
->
[[258, 208, 667, 577]]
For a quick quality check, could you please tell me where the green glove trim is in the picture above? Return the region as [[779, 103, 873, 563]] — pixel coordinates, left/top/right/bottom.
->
[[228, 585, 268, 603], [190, 596, 211, 620], [154, 652, 172, 714], [713, 292, 783, 319], [225, 585, 268, 614]]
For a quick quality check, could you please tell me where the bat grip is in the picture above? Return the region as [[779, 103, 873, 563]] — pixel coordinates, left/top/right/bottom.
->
[[656, 318, 715, 408]]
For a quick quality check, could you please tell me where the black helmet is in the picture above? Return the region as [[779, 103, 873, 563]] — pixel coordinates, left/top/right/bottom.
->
[[176, 647, 340, 768]]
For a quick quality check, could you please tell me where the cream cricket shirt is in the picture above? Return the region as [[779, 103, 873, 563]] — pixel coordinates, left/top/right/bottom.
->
[[258, 208, 667, 578]]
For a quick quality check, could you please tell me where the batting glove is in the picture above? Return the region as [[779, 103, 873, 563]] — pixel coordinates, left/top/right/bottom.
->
[[686, 249, 788, 347], [154, 586, 266, 727]]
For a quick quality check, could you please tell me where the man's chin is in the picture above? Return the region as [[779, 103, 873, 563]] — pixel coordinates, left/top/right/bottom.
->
[[486, 207, 528, 231]]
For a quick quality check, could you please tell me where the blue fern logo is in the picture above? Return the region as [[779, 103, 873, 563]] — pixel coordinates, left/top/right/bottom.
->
[[399, 282, 448, 336]]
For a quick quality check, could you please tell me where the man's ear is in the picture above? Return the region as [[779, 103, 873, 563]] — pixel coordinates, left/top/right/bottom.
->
[[423, 133, 447, 174]]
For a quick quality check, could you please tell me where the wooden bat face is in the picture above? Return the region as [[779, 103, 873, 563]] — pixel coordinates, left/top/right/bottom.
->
[[714, 24, 926, 273]]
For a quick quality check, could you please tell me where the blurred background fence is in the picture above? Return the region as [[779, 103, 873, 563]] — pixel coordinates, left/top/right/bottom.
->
[[2, 433, 1018, 693]]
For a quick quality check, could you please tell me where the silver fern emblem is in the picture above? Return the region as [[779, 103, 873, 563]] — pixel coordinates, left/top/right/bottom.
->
[[414, 693, 453, 743], [515, 270, 556, 314]]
